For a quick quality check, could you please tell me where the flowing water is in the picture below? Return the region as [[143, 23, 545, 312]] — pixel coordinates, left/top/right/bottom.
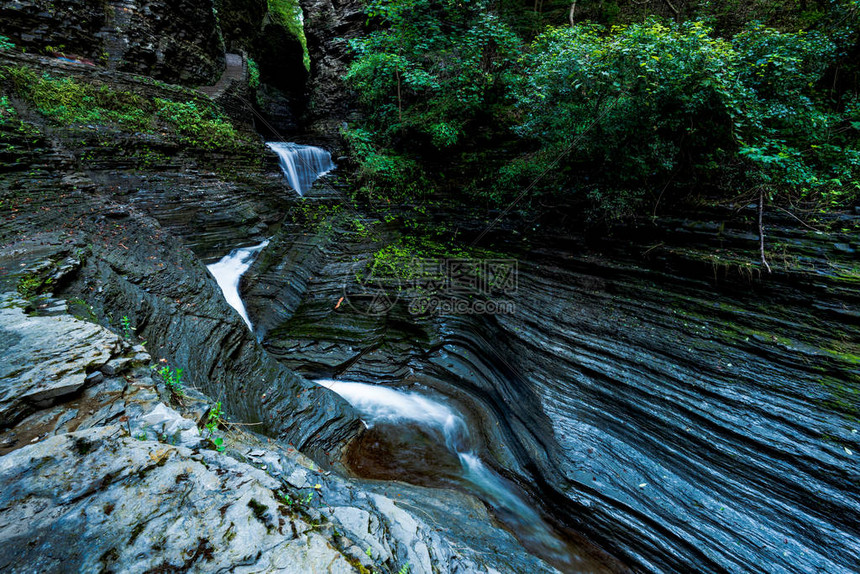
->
[[316, 379, 608, 573], [208, 145, 333, 326], [206, 240, 269, 329], [267, 142, 335, 195]]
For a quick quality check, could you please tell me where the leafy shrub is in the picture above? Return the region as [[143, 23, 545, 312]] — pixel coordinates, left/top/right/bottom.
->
[[341, 126, 429, 200], [154, 98, 238, 149], [247, 57, 260, 89], [345, 0, 521, 149], [516, 19, 860, 215]]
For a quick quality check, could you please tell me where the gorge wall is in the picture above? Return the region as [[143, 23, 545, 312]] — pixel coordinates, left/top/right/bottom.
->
[[0, 0, 225, 84], [0, 25, 574, 571], [241, 195, 860, 573]]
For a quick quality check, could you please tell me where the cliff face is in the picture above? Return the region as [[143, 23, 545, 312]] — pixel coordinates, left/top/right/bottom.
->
[[298, 0, 364, 142], [215, 0, 310, 135], [0, 45, 570, 573], [241, 196, 860, 573], [2, 3, 859, 573], [0, 0, 225, 84]]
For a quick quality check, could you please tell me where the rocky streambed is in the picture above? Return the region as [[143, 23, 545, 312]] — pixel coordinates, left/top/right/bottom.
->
[[0, 293, 559, 573]]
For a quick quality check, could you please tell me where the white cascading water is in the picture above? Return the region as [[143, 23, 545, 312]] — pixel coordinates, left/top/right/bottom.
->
[[206, 240, 269, 329], [266, 141, 335, 195], [315, 380, 577, 569]]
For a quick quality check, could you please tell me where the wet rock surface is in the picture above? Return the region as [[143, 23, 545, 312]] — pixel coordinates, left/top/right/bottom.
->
[[0, 298, 562, 573], [2, 14, 858, 572], [0, 52, 574, 573], [0, 51, 360, 459], [298, 0, 365, 141], [242, 200, 860, 573], [0, 295, 120, 427]]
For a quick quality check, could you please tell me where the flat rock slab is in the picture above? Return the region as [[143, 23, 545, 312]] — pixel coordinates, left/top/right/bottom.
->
[[0, 426, 355, 574], [0, 294, 121, 426]]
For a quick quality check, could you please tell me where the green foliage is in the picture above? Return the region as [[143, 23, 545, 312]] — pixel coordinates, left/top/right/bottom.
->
[[205, 403, 227, 453], [0, 93, 42, 155], [17, 273, 52, 298], [345, 0, 521, 149], [0, 95, 14, 124], [268, 0, 310, 70], [278, 489, 314, 507], [290, 199, 344, 233], [6, 66, 151, 129], [368, 234, 500, 286], [247, 57, 261, 89], [343, 0, 858, 222], [153, 98, 239, 149], [3, 65, 244, 150], [0, 36, 14, 51], [121, 315, 133, 339], [155, 364, 185, 402], [204, 402, 224, 437], [342, 0, 521, 208], [341, 127, 427, 197], [515, 18, 860, 215], [211, 436, 226, 452]]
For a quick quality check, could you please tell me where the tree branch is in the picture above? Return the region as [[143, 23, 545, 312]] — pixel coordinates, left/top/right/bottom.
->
[[759, 188, 772, 273], [662, 0, 679, 15]]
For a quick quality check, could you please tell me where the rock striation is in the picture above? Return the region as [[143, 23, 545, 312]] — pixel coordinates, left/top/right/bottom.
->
[[242, 197, 860, 573], [0, 293, 561, 574], [0, 0, 225, 85]]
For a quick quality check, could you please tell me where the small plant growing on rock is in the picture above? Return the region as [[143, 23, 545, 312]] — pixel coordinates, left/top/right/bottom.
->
[[0, 36, 14, 51], [120, 315, 133, 339], [153, 364, 184, 403], [211, 436, 226, 452], [204, 402, 226, 452], [204, 402, 223, 436]]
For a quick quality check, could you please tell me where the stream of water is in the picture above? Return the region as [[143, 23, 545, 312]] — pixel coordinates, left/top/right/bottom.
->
[[206, 240, 269, 329], [267, 142, 335, 195], [206, 141, 604, 570], [316, 379, 599, 573], [208, 144, 333, 328]]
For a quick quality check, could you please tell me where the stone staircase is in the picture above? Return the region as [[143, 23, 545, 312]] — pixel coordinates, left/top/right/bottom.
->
[[199, 52, 246, 99]]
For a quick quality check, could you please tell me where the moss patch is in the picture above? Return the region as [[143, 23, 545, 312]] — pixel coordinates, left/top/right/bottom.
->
[[2, 65, 246, 150]]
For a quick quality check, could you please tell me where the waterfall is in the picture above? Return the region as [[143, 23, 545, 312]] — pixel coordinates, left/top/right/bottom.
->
[[206, 240, 269, 330], [315, 379, 579, 569], [266, 142, 335, 195]]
